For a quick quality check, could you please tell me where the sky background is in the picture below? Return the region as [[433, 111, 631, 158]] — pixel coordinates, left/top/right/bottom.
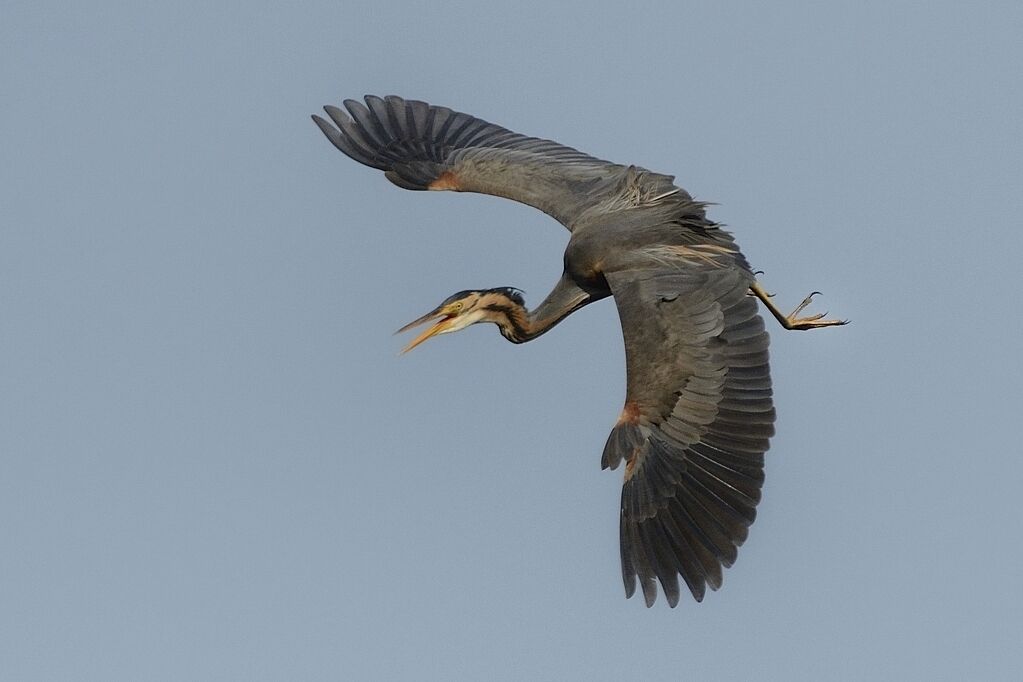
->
[[3, 2, 1022, 680]]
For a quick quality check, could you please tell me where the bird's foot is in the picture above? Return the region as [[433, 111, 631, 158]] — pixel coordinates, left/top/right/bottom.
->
[[782, 292, 848, 330], [750, 282, 848, 331]]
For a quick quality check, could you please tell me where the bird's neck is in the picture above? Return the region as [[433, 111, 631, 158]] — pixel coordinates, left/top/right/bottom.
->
[[485, 276, 594, 344], [492, 299, 570, 344], [489, 301, 534, 343]]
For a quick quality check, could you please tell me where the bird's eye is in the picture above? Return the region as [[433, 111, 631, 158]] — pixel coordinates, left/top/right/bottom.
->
[[452, 302, 463, 312]]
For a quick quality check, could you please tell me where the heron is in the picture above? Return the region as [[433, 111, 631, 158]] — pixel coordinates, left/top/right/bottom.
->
[[312, 95, 846, 607]]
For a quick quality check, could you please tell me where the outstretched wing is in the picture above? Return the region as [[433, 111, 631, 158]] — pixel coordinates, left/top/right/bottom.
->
[[312, 95, 633, 229], [602, 262, 774, 606]]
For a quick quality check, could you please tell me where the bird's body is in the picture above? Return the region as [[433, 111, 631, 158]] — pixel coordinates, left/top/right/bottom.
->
[[313, 95, 844, 607]]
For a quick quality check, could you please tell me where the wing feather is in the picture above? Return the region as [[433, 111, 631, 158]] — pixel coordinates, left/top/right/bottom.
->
[[313, 95, 642, 229], [604, 263, 774, 606]]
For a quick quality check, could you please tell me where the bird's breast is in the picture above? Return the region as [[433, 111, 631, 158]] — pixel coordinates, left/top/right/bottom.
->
[[563, 229, 614, 295], [565, 218, 656, 295]]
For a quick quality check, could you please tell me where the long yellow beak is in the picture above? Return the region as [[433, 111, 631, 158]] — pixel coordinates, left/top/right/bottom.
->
[[396, 309, 458, 353]]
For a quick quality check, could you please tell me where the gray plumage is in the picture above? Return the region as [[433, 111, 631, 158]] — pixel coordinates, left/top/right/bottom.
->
[[314, 95, 843, 607]]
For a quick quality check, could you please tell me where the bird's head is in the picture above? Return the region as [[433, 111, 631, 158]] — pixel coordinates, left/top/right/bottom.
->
[[397, 287, 528, 352]]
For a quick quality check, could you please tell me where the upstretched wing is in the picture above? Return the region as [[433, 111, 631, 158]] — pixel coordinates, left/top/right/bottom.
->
[[602, 262, 774, 606], [312, 95, 638, 229]]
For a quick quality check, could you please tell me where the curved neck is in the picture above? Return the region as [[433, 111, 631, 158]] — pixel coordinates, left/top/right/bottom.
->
[[494, 303, 543, 344], [493, 274, 595, 343]]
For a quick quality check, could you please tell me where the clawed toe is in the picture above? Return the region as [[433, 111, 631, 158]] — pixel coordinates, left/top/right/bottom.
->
[[751, 282, 848, 331]]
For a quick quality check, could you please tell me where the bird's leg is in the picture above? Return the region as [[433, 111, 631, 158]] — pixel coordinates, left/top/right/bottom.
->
[[750, 282, 848, 331]]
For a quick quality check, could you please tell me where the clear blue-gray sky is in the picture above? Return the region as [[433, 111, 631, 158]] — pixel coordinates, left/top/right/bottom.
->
[[4, 2, 1022, 680]]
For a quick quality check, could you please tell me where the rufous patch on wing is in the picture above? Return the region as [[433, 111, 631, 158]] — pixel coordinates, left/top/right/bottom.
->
[[617, 401, 641, 426], [428, 170, 460, 191]]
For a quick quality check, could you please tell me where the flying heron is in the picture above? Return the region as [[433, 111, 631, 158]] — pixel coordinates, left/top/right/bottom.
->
[[312, 95, 846, 607]]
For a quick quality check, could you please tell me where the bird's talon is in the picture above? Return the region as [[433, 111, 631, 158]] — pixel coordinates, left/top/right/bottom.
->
[[750, 283, 846, 331], [780, 293, 847, 329], [791, 300, 813, 317]]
